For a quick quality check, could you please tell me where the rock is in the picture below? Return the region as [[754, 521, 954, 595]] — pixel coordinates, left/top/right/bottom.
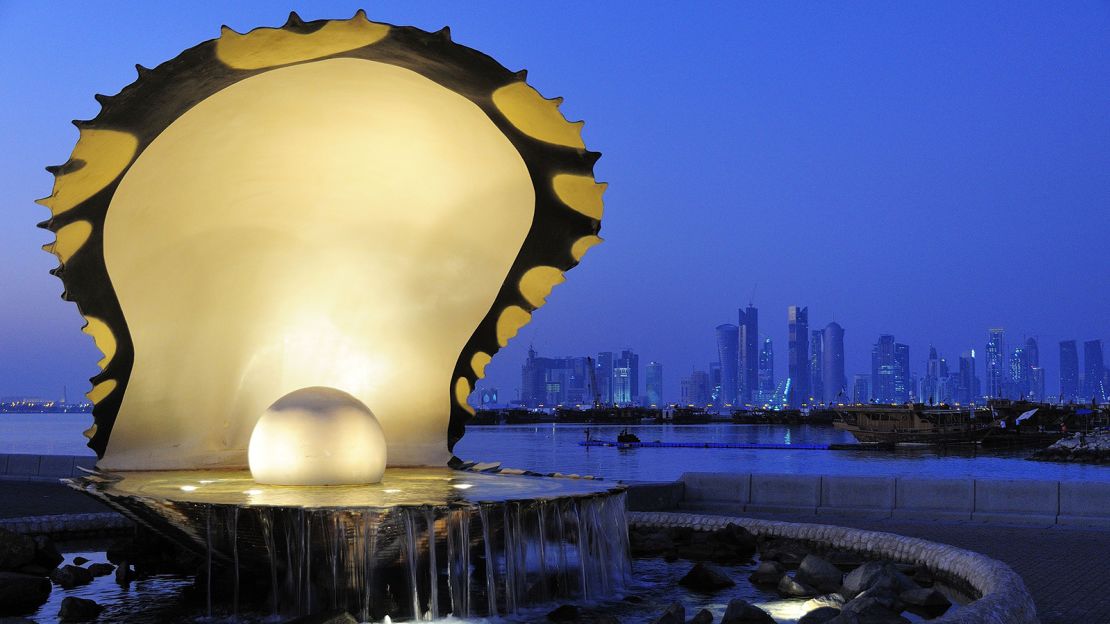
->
[[759, 539, 809, 568], [837, 593, 910, 624], [58, 597, 104, 622], [547, 605, 580, 621], [0, 530, 35, 571], [72, 556, 90, 566], [796, 555, 844, 593], [675, 524, 757, 563], [777, 572, 817, 597], [623, 594, 645, 604], [720, 598, 776, 624], [114, 562, 133, 585], [679, 563, 735, 592], [802, 594, 846, 612], [841, 562, 916, 599], [0, 617, 37, 623], [31, 536, 63, 571], [0, 572, 51, 616], [87, 563, 115, 577], [284, 611, 358, 624], [630, 527, 674, 557], [654, 602, 685, 624], [911, 568, 934, 587], [899, 587, 951, 617], [824, 550, 865, 570], [748, 560, 785, 585], [688, 608, 714, 624], [14, 564, 50, 576], [49, 565, 94, 589], [799, 607, 842, 624]]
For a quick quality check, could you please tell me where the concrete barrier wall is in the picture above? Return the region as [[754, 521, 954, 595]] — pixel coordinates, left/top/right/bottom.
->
[[0, 453, 97, 482], [670, 471, 1110, 528]]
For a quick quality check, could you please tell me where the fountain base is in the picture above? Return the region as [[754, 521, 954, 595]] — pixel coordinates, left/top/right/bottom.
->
[[67, 468, 629, 621]]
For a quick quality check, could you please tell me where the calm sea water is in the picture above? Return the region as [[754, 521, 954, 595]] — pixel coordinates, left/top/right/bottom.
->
[[2, 414, 1107, 482]]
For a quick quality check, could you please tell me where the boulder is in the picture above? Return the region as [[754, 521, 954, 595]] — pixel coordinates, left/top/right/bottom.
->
[[0, 572, 51, 616], [748, 560, 785, 585], [802, 594, 846, 612], [688, 608, 714, 624], [796, 555, 844, 593], [0, 530, 35, 571], [841, 562, 916, 599], [824, 550, 865, 570], [114, 563, 133, 585], [630, 528, 674, 557], [58, 597, 104, 622], [50, 565, 94, 589], [777, 573, 817, 597], [654, 602, 685, 624], [284, 611, 358, 624], [899, 587, 951, 618], [758, 539, 809, 568], [87, 563, 115, 577], [799, 607, 842, 624], [31, 536, 63, 571], [72, 556, 90, 566], [676, 524, 757, 563], [679, 563, 735, 592], [720, 599, 775, 624], [836, 594, 910, 624]]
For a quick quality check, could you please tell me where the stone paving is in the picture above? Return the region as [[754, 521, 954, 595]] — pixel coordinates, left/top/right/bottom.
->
[[736, 511, 1110, 624]]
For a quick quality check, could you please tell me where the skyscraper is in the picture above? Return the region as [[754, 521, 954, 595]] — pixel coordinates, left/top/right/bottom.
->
[[852, 374, 870, 404], [681, 370, 710, 406], [985, 329, 1005, 398], [1006, 345, 1027, 399], [520, 348, 591, 407], [871, 334, 896, 403], [1025, 337, 1043, 402], [613, 349, 639, 405], [923, 346, 940, 405], [758, 338, 774, 404], [957, 350, 979, 404], [1084, 340, 1106, 403], [646, 361, 663, 406], [1059, 340, 1079, 403], [596, 352, 613, 405], [822, 322, 846, 404], [787, 306, 810, 407], [894, 342, 911, 403], [810, 329, 824, 404], [709, 362, 722, 405], [738, 305, 759, 404], [715, 324, 739, 406]]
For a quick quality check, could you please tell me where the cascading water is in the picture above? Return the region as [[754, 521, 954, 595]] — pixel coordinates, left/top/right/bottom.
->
[[69, 469, 630, 622]]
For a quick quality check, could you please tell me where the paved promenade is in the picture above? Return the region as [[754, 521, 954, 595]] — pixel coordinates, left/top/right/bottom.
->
[[743, 511, 1110, 624]]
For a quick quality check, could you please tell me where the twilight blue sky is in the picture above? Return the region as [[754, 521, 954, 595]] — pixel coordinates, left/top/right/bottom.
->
[[1, 2, 1107, 403]]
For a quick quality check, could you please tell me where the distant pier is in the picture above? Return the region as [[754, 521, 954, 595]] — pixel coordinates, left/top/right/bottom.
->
[[579, 440, 869, 451]]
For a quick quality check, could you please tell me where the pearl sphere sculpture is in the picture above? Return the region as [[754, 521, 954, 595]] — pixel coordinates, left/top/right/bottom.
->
[[248, 386, 386, 485]]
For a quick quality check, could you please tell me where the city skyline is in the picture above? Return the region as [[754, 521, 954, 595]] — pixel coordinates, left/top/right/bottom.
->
[[1, 4, 1107, 406]]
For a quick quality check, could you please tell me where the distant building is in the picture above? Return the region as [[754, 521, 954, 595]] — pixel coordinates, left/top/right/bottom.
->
[[852, 374, 870, 404], [738, 305, 759, 404], [595, 352, 614, 404], [757, 338, 775, 404], [821, 323, 846, 404], [709, 362, 722, 404], [1006, 345, 1027, 399], [613, 349, 639, 405], [1025, 337, 1043, 401], [871, 335, 896, 403], [810, 329, 824, 405], [787, 306, 810, 407], [681, 370, 710, 406], [521, 347, 591, 407], [923, 346, 941, 405], [1059, 340, 1079, 403], [957, 350, 980, 404], [894, 343, 911, 403], [1084, 340, 1106, 403], [478, 387, 499, 406], [985, 329, 1005, 398], [715, 324, 739, 406], [646, 361, 664, 406]]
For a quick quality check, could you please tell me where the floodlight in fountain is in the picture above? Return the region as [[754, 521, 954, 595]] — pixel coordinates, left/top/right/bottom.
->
[[40, 11, 628, 620]]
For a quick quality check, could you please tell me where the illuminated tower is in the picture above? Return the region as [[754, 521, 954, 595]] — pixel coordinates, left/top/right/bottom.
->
[[787, 306, 809, 407]]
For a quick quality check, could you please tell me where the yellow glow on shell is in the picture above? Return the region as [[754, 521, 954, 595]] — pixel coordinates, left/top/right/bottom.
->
[[495, 306, 532, 347], [492, 82, 585, 149], [519, 266, 566, 307], [86, 379, 117, 404], [216, 13, 389, 70], [570, 235, 604, 261], [39, 129, 138, 217], [80, 316, 116, 370], [552, 174, 605, 220], [454, 377, 475, 416], [470, 352, 492, 378], [44, 221, 93, 264]]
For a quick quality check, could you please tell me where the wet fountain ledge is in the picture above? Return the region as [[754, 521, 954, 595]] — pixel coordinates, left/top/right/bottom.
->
[[630, 511, 1039, 624], [66, 467, 631, 622]]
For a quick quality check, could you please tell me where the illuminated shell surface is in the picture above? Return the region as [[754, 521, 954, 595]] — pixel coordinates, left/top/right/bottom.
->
[[39, 12, 604, 470]]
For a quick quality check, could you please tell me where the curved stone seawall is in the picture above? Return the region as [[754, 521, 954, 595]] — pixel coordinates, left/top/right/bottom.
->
[[631, 511, 1039, 624]]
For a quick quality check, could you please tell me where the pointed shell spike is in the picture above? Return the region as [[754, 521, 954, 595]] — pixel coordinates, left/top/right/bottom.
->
[[285, 11, 304, 27]]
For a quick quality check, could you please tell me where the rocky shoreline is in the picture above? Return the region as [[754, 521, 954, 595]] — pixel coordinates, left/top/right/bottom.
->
[[1030, 429, 1110, 464]]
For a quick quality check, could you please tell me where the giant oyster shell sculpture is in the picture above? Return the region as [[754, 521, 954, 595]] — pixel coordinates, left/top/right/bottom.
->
[[39, 11, 604, 471]]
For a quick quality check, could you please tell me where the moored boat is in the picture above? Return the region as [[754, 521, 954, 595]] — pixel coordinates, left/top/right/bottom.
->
[[833, 404, 995, 445]]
